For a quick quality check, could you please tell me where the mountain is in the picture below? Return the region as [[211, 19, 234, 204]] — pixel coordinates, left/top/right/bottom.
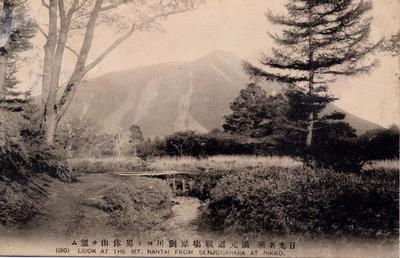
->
[[66, 49, 381, 137]]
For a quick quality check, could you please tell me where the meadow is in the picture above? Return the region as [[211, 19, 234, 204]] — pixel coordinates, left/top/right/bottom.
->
[[68, 154, 397, 174]]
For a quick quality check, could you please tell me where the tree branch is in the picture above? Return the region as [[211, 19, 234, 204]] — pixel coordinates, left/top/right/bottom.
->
[[36, 24, 48, 39], [98, 0, 136, 12], [83, 24, 136, 74], [41, 0, 49, 9], [66, 45, 79, 57]]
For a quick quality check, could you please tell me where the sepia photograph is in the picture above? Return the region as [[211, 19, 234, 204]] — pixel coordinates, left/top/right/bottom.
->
[[0, 0, 399, 257]]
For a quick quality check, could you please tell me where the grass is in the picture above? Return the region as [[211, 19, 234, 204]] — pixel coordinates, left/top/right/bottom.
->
[[146, 155, 303, 172], [69, 155, 398, 175], [68, 156, 146, 174], [363, 159, 399, 170]]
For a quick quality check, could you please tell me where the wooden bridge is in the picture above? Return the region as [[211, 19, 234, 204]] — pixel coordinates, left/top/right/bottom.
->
[[115, 170, 199, 195]]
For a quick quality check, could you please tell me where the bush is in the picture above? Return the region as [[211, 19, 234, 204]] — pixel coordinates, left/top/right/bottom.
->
[[188, 170, 230, 200], [309, 126, 400, 172], [137, 137, 166, 160], [358, 127, 399, 161], [95, 177, 173, 231], [0, 110, 71, 225], [201, 167, 399, 238]]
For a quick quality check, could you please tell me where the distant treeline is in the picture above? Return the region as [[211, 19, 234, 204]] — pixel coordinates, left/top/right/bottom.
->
[[136, 126, 399, 172]]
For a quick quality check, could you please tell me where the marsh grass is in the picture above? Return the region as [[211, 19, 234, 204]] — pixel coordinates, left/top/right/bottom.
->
[[69, 155, 398, 175], [68, 156, 146, 173], [363, 159, 399, 171], [147, 155, 303, 172]]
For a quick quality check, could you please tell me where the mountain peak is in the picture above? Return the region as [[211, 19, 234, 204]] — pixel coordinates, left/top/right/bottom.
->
[[200, 49, 242, 63]]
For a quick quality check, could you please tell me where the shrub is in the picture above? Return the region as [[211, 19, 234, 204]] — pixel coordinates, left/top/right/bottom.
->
[[137, 137, 166, 160], [358, 127, 400, 161], [189, 170, 230, 200], [309, 126, 400, 172], [0, 110, 71, 225], [95, 177, 173, 231], [201, 167, 399, 238]]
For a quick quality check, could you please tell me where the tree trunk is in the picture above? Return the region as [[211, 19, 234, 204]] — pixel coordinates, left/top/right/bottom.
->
[[305, 1, 315, 166], [43, 113, 58, 145], [40, 0, 58, 143], [305, 113, 314, 146], [41, 0, 103, 146], [0, 54, 6, 100]]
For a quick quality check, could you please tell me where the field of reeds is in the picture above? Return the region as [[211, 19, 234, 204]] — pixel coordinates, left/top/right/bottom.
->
[[69, 154, 398, 174], [68, 156, 146, 174]]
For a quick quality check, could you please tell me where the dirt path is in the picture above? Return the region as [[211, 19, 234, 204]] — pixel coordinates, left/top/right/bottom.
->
[[1, 173, 207, 242], [1, 174, 124, 241]]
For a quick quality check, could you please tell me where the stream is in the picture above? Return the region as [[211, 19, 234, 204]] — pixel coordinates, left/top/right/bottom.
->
[[167, 196, 203, 239]]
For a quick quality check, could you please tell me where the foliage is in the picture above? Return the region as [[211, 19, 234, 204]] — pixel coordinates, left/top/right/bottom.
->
[[201, 167, 399, 238], [138, 130, 283, 158], [137, 137, 167, 160], [95, 177, 173, 231], [222, 81, 396, 171], [358, 126, 399, 161], [128, 124, 144, 156], [188, 170, 229, 201], [0, 109, 71, 225], [307, 121, 359, 171], [310, 125, 399, 171], [381, 30, 400, 56], [0, 0, 36, 101], [223, 83, 289, 138]]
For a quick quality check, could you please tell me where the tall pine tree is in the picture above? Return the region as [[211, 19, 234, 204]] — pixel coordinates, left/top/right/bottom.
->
[[244, 0, 381, 163], [0, 0, 35, 102]]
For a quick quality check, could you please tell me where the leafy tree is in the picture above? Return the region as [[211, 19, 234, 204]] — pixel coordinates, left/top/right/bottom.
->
[[223, 83, 289, 139], [128, 124, 144, 156], [163, 131, 208, 157], [244, 0, 381, 164]]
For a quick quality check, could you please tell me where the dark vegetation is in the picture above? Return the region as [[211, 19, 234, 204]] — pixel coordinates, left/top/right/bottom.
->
[[0, 108, 71, 225], [193, 167, 399, 239], [136, 125, 399, 172]]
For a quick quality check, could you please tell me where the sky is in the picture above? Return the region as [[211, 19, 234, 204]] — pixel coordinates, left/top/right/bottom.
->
[[24, 0, 400, 127]]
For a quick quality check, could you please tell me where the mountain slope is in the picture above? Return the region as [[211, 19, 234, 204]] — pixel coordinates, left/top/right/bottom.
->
[[66, 50, 381, 137]]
